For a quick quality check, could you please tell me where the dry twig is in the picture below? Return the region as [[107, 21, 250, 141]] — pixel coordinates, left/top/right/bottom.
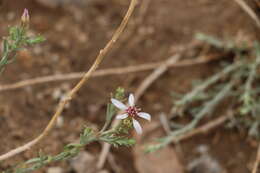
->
[[233, 0, 260, 28], [112, 0, 152, 51], [0, 53, 222, 92], [0, 0, 138, 161], [160, 113, 171, 134], [135, 54, 180, 100], [147, 110, 234, 143], [174, 111, 233, 143], [108, 153, 121, 173], [252, 143, 260, 173]]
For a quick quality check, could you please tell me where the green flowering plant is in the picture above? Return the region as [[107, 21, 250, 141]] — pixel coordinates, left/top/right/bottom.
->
[[0, 1, 144, 172], [5, 88, 151, 173], [0, 9, 45, 74], [145, 33, 260, 153]]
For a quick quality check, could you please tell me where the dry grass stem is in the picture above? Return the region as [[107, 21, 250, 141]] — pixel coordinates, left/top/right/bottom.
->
[[252, 143, 260, 173], [160, 113, 171, 134], [233, 0, 260, 28], [0, 53, 222, 92], [174, 111, 233, 143], [134, 54, 180, 100]]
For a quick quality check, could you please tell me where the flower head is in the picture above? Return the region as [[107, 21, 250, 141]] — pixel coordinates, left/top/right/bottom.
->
[[21, 8, 30, 27], [111, 93, 151, 134]]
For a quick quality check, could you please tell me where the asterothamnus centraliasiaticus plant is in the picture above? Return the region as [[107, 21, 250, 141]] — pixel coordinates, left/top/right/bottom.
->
[[111, 93, 151, 134]]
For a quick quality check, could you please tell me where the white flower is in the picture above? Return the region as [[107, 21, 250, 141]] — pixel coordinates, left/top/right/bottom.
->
[[111, 93, 151, 134]]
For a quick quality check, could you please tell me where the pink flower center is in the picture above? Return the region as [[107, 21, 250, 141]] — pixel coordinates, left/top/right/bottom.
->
[[126, 106, 140, 118]]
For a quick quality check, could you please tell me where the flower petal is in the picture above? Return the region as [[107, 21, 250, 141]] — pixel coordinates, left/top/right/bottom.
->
[[133, 119, 142, 134], [116, 113, 128, 120], [138, 112, 151, 121], [111, 98, 127, 110], [128, 93, 135, 106]]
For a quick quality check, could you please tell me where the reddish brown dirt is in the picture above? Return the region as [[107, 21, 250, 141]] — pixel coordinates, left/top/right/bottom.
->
[[0, 0, 258, 172]]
